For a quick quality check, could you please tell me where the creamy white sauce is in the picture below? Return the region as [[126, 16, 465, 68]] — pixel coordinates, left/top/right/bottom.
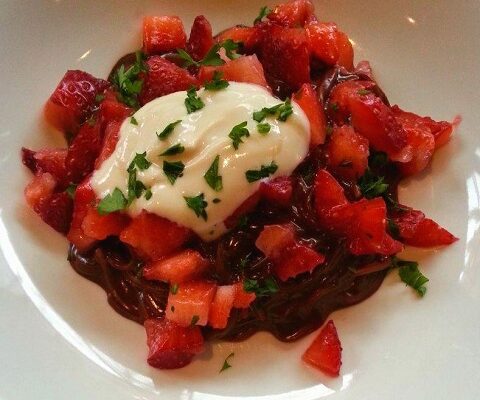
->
[[91, 82, 310, 240]]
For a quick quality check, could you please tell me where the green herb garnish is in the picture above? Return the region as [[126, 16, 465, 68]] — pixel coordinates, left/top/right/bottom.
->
[[185, 87, 205, 114], [163, 160, 185, 184], [204, 71, 229, 91], [277, 98, 293, 121], [253, 99, 292, 123], [127, 169, 147, 203], [170, 283, 179, 295], [144, 188, 152, 200], [184, 193, 208, 221], [358, 169, 389, 199], [65, 183, 77, 199], [257, 122, 271, 134], [392, 257, 429, 297], [254, 5, 271, 24], [113, 51, 147, 108], [128, 152, 151, 172], [243, 277, 279, 297], [157, 120, 182, 140], [220, 352, 235, 373], [222, 39, 241, 60], [245, 161, 278, 182], [159, 143, 185, 156], [228, 121, 250, 150], [177, 40, 241, 68], [97, 188, 127, 215], [130, 116, 139, 125], [204, 155, 223, 192]]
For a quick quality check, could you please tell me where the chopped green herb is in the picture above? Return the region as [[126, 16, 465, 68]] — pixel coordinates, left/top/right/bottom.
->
[[204, 155, 223, 192], [157, 120, 182, 140], [65, 183, 77, 199], [177, 44, 224, 68], [184, 193, 208, 221], [130, 116, 138, 125], [212, 198, 221, 204], [244, 277, 279, 297], [228, 121, 250, 150], [163, 160, 185, 184], [113, 51, 147, 108], [185, 87, 205, 114], [254, 5, 271, 24], [358, 169, 389, 199], [393, 258, 429, 297], [190, 315, 200, 326], [95, 94, 105, 103], [204, 71, 229, 91], [97, 188, 127, 215], [128, 152, 151, 172], [257, 122, 271, 134], [220, 352, 235, 373], [221, 39, 241, 60], [127, 169, 147, 204], [357, 89, 371, 96], [160, 143, 185, 156], [170, 283, 179, 295], [277, 98, 293, 121], [245, 161, 278, 183], [144, 188, 152, 200]]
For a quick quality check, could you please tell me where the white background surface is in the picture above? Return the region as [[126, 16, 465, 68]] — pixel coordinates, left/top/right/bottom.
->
[[0, 1, 479, 399]]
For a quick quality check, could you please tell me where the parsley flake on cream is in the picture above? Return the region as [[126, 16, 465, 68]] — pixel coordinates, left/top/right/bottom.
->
[[184, 193, 208, 221], [97, 188, 127, 215], [228, 121, 250, 150], [157, 120, 182, 140], [245, 161, 278, 182], [185, 87, 205, 113], [204, 155, 223, 192], [163, 160, 185, 184]]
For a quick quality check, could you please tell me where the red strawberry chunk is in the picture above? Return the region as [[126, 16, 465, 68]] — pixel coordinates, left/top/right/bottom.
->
[[186, 15, 213, 61], [22, 148, 68, 186], [65, 122, 103, 183], [392, 207, 458, 247], [335, 31, 354, 71], [305, 21, 339, 65], [144, 318, 204, 369], [97, 93, 133, 127], [120, 211, 191, 261], [329, 81, 411, 162], [255, 224, 296, 258], [260, 176, 293, 206], [275, 243, 325, 282], [267, 0, 315, 27], [215, 26, 260, 53], [143, 249, 209, 284], [143, 16, 187, 55], [37, 192, 73, 234], [232, 282, 256, 308], [67, 181, 97, 251], [313, 169, 348, 217], [139, 56, 198, 105], [326, 125, 369, 181], [81, 207, 130, 240], [208, 285, 236, 329], [94, 120, 122, 169], [44, 70, 109, 134], [24, 172, 56, 210], [302, 320, 342, 376], [258, 23, 310, 92], [293, 83, 327, 147], [165, 281, 217, 327], [224, 191, 261, 229]]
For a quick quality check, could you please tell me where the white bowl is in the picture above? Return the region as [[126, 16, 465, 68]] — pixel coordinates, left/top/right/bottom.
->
[[1, 1, 479, 399]]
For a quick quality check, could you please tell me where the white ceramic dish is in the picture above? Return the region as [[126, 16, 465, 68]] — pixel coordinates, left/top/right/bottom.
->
[[1, 1, 479, 399]]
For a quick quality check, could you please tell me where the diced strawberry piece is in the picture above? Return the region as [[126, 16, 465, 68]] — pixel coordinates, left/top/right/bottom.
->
[[302, 320, 342, 376], [260, 176, 293, 206], [165, 281, 217, 327], [293, 83, 327, 147], [224, 191, 261, 229], [305, 21, 339, 65], [355, 60, 374, 80], [391, 106, 435, 176], [258, 23, 310, 92], [215, 26, 260, 53], [44, 70, 109, 134], [208, 285, 236, 329], [232, 282, 256, 308], [97, 94, 133, 127], [255, 224, 296, 258], [329, 81, 411, 162], [120, 211, 190, 261], [65, 122, 103, 183], [143, 250, 209, 284], [326, 125, 369, 181], [186, 15, 213, 61], [94, 120, 121, 169], [24, 172, 56, 210], [144, 319, 204, 369], [431, 117, 456, 148], [392, 207, 458, 247], [81, 207, 130, 240], [346, 198, 403, 255], [313, 169, 348, 216], [67, 181, 97, 251], [139, 56, 198, 105], [267, 0, 315, 27], [143, 16, 187, 55], [335, 31, 354, 71], [22, 148, 68, 186], [275, 243, 325, 281], [36, 192, 73, 234]]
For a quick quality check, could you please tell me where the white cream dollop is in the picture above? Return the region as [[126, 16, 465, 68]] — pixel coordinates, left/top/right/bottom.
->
[[91, 82, 310, 240]]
